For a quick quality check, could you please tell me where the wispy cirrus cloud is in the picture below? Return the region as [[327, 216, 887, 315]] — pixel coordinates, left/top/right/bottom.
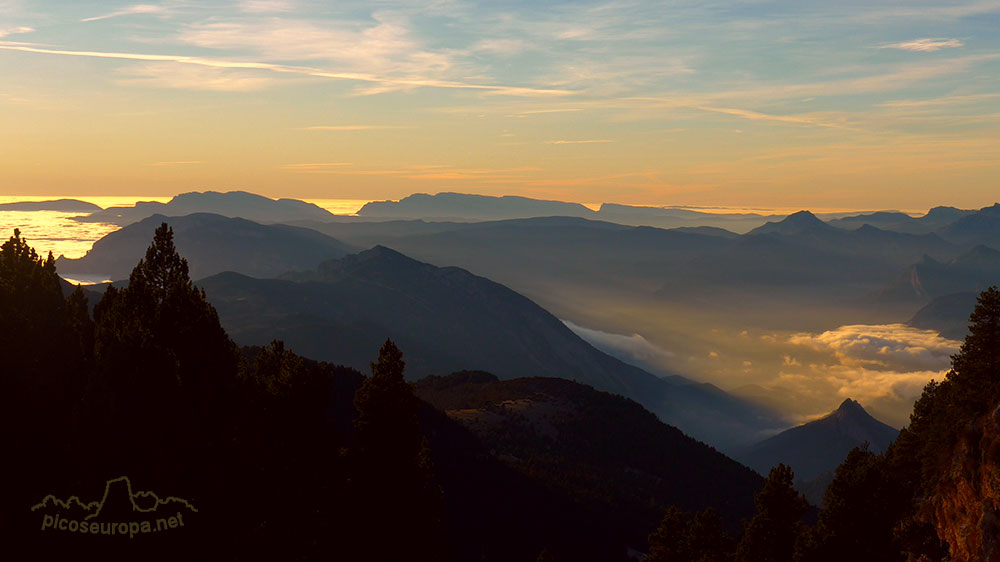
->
[[880, 38, 965, 52], [82, 4, 168, 22], [0, 44, 574, 96], [119, 61, 275, 91], [0, 25, 31, 37]]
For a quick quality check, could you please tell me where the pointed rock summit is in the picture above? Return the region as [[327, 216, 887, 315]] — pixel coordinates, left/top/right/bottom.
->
[[738, 398, 899, 482], [747, 210, 834, 236]]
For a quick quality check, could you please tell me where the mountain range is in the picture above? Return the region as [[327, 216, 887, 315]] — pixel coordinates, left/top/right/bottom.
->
[[198, 245, 788, 453], [357, 192, 795, 232], [0, 199, 102, 213], [76, 191, 336, 226], [57, 213, 355, 280]]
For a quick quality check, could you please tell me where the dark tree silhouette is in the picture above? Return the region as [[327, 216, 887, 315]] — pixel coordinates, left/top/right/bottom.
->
[[688, 508, 732, 562], [801, 445, 906, 562], [85, 223, 238, 486], [351, 339, 444, 561], [736, 464, 808, 562], [947, 285, 1000, 414], [647, 506, 691, 562]]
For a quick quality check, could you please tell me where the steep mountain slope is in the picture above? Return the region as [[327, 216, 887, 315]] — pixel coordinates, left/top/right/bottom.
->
[[415, 372, 764, 538], [738, 399, 899, 482], [78, 191, 335, 226], [909, 292, 979, 339], [877, 245, 1000, 305], [927, 400, 1000, 562], [57, 213, 355, 280], [198, 246, 787, 452]]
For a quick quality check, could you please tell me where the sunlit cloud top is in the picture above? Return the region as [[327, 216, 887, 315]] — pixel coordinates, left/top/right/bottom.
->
[[1, 1, 999, 208]]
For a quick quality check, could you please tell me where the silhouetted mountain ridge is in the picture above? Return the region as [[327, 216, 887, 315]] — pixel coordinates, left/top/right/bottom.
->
[[57, 213, 355, 280], [77, 191, 336, 226], [200, 246, 788, 452], [0, 199, 102, 212], [738, 398, 899, 483]]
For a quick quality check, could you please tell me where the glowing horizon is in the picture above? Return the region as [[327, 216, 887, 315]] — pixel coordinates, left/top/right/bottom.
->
[[1, 1, 998, 209]]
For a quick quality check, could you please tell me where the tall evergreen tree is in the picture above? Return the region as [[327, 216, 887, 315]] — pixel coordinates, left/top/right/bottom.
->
[[736, 464, 808, 562], [0, 230, 91, 544], [647, 506, 691, 562], [87, 223, 238, 479], [802, 445, 906, 562], [688, 508, 732, 562], [947, 285, 1000, 415], [351, 339, 444, 561]]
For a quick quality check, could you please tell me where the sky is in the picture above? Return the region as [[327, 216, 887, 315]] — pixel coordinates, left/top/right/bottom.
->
[[1, 1, 999, 209]]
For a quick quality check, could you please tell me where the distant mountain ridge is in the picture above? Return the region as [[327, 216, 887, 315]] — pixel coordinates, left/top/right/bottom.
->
[[0, 199, 102, 213], [359, 192, 594, 221], [828, 207, 973, 234], [57, 213, 355, 280], [356, 192, 789, 232], [77, 191, 335, 226], [738, 398, 899, 482]]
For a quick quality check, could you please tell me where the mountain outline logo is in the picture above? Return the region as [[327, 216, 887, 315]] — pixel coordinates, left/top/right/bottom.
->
[[31, 476, 197, 538]]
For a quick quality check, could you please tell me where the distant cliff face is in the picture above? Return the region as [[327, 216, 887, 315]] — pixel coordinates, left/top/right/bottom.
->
[[929, 404, 1000, 562]]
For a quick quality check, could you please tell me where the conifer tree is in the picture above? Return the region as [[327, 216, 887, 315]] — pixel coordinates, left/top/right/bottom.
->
[[351, 339, 444, 561], [736, 464, 808, 562], [0, 230, 90, 541], [647, 506, 691, 562], [88, 223, 237, 475]]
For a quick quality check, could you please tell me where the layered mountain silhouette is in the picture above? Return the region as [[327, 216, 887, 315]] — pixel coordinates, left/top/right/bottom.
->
[[356, 192, 786, 231], [77, 191, 335, 226], [57, 213, 355, 280], [198, 245, 787, 452], [312, 212, 958, 305], [738, 398, 898, 483], [828, 206, 973, 234], [0, 199, 102, 212], [359, 192, 595, 221]]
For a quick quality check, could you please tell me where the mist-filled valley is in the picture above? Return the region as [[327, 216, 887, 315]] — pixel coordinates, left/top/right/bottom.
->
[[8, 191, 996, 434], [5, 190, 1000, 561]]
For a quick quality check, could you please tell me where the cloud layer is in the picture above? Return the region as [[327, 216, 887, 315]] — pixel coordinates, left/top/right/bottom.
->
[[563, 320, 675, 375]]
